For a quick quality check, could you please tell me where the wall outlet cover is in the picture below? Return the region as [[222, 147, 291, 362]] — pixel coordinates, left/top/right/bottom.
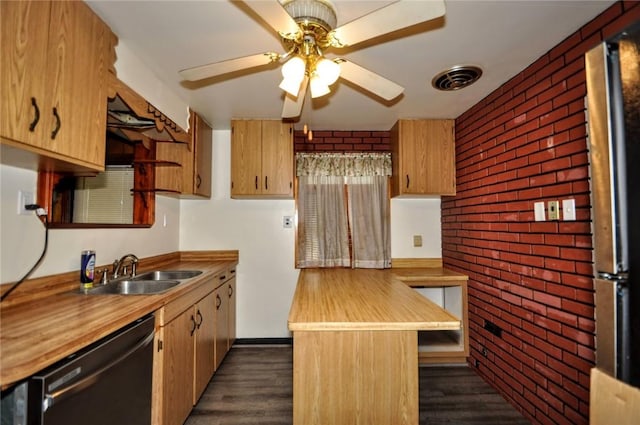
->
[[18, 190, 34, 215]]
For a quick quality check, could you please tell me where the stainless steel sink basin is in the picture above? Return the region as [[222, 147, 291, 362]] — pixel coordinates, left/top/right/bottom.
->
[[85, 279, 181, 295], [133, 270, 203, 281]]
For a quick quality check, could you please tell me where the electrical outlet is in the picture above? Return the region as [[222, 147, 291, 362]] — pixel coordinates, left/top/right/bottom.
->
[[413, 235, 422, 247], [17, 190, 34, 215], [548, 200, 560, 220], [283, 216, 293, 228]]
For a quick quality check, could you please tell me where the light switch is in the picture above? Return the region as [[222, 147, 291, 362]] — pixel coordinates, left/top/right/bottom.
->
[[534, 202, 545, 221], [413, 235, 422, 247], [562, 199, 576, 221], [548, 200, 560, 220]]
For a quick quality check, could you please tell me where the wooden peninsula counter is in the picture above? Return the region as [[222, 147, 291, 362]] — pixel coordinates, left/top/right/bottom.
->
[[288, 268, 461, 425]]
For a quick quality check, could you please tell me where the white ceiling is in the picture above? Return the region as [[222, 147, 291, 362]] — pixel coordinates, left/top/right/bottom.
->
[[87, 0, 615, 131]]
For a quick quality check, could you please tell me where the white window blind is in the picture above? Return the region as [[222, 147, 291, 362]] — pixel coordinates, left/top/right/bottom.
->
[[73, 167, 134, 224]]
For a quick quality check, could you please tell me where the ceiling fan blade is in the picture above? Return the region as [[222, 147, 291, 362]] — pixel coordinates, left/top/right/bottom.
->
[[329, 0, 445, 47], [243, 0, 301, 40], [179, 52, 279, 81], [282, 76, 309, 118], [338, 59, 404, 101]]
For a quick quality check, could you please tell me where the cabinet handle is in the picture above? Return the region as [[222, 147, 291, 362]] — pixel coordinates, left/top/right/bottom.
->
[[219, 275, 226, 281], [196, 174, 202, 188], [189, 315, 197, 336], [265, 176, 268, 190], [51, 107, 61, 139], [195, 310, 203, 329], [29, 97, 40, 131], [228, 285, 233, 298], [406, 174, 410, 189], [216, 294, 222, 310], [255, 176, 258, 190]]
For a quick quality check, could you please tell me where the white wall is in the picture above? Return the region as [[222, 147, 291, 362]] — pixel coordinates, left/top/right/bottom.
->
[[179, 130, 443, 338], [0, 164, 180, 283]]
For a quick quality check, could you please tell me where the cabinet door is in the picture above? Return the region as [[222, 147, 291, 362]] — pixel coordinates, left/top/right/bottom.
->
[[194, 292, 216, 402], [392, 120, 456, 196], [400, 120, 430, 194], [162, 309, 196, 425], [46, 1, 109, 167], [261, 121, 293, 197], [231, 120, 262, 196], [227, 276, 237, 349], [214, 285, 229, 369], [422, 120, 455, 195], [193, 113, 213, 197], [0, 1, 51, 148]]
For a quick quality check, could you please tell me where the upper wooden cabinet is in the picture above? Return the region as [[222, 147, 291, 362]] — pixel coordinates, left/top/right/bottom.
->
[[184, 112, 213, 198], [155, 111, 212, 197], [390, 119, 456, 197], [231, 119, 293, 199], [0, 0, 117, 172]]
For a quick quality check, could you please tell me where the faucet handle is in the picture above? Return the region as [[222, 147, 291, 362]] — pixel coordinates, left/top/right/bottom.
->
[[99, 268, 109, 285]]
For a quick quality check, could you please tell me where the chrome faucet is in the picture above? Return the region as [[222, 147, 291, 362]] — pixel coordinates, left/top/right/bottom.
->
[[112, 254, 139, 279]]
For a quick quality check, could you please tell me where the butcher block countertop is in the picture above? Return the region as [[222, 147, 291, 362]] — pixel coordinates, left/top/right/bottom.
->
[[288, 268, 462, 331], [0, 251, 238, 390]]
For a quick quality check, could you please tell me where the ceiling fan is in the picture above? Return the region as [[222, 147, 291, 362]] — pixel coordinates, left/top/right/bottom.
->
[[179, 0, 446, 119]]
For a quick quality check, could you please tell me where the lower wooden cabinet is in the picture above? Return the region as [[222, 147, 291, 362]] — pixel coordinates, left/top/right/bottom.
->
[[153, 268, 237, 425], [214, 268, 236, 368]]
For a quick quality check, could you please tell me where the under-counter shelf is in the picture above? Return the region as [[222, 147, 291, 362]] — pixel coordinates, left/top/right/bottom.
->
[[393, 269, 469, 364]]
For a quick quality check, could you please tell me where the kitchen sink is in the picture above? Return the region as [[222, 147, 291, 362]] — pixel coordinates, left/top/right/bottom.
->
[[133, 270, 203, 281], [81, 269, 203, 295], [85, 279, 181, 295]]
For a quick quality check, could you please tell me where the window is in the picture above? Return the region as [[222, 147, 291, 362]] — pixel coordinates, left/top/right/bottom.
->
[[296, 153, 391, 269]]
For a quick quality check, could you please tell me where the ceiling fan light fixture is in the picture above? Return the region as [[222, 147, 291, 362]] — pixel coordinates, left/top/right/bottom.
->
[[279, 77, 303, 96], [315, 58, 340, 85], [310, 75, 330, 98], [281, 55, 306, 81]]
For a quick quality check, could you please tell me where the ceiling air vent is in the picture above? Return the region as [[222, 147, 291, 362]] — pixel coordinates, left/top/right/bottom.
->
[[432, 65, 483, 91]]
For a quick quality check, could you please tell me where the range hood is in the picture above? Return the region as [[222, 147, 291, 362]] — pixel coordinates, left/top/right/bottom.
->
[[107, 76, 191, 145]]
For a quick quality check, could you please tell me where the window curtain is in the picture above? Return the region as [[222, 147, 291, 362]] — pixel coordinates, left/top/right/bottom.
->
[[297, 175, 350, 268], [348, 175, 391, 268], [296, 153, 391, 269]]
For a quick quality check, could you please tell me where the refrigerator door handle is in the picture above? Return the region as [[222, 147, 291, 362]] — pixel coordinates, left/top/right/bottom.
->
[[599, 272, 629, 281]]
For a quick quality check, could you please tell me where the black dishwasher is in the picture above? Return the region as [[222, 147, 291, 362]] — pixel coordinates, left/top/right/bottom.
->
[[16, 314, 154, 425]]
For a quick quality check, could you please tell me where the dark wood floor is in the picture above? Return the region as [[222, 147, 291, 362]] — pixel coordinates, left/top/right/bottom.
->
[[185, 345, 530, 425]]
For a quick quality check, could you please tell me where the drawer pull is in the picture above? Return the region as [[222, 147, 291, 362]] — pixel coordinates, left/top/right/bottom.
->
[[51, 107, 61, 139], [219, 275, 226, 280], [195, 310, 203, 329], [189, 315, 197, 336], [228, 285, 234, 298], [29, 97, 40, 131], [216, 294, 222, 310]]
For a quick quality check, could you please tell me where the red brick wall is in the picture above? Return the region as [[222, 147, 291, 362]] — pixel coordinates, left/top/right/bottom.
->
[[294, 130, 391, 153], [442, 3, 640, 425]]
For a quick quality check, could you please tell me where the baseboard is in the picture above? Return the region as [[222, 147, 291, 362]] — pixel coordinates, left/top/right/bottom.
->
[[233, 337, 293, 346]]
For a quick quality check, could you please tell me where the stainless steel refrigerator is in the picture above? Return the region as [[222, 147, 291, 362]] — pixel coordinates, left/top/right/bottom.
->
[[586, 21, 640, 388]]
